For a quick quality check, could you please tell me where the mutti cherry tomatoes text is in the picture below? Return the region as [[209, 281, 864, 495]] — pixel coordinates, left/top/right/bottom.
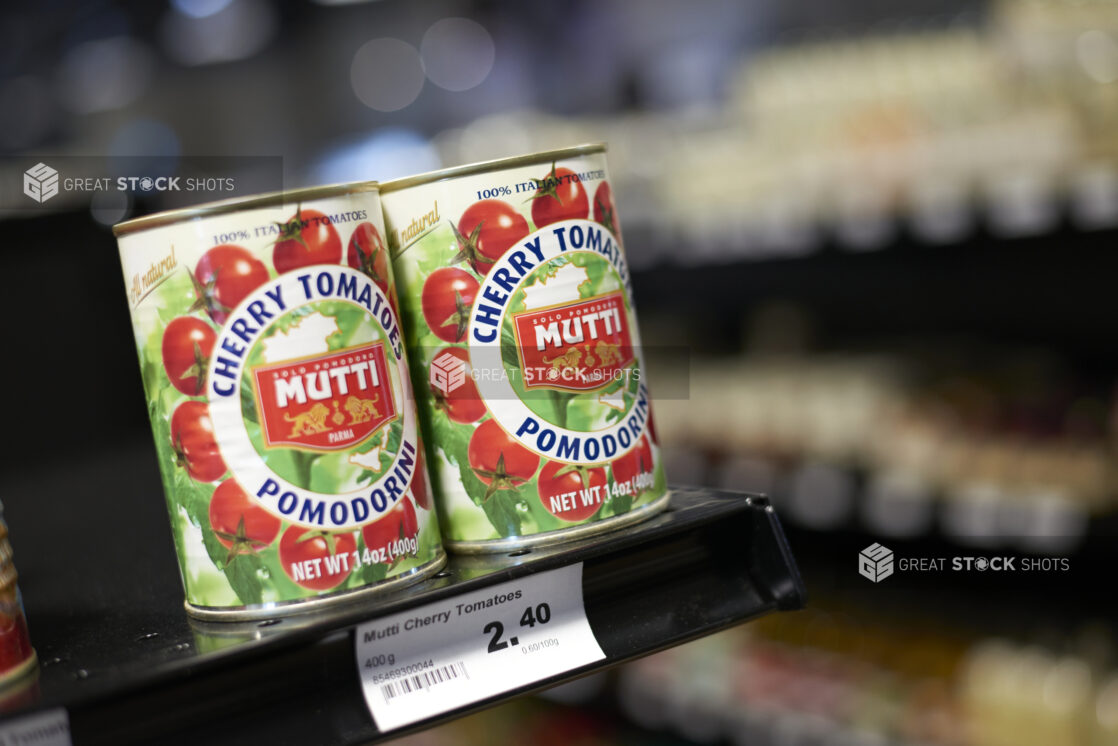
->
[[452, 200, 530, 274], [191, 245, 270, 325], [209, 479, 281, 555], [161, 316, 216, 396], [170, 401, 227, 482], [531, 165, 589, 228], [592, 181, 618, 237], [468, 419, 540, 500], [537, 462, 607, 522], [279, 527, 356, 591], [422, 268, 479, 344], [347, 221, 390, 294], [610, 435, 653, 492], [430, 347, 485, 424], [360, 497, 419, 561], [273, 208, 342, 274]]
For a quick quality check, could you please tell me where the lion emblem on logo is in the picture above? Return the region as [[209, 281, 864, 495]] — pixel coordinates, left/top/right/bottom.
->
[[284, 403, 331, 437]]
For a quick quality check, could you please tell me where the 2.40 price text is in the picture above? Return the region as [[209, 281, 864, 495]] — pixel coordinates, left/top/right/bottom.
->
[[483, 603, 552, 654]]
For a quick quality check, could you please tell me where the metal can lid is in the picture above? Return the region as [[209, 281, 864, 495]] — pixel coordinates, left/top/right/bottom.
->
[[378, 142, 607, 195], [112, 180, 380, 237]]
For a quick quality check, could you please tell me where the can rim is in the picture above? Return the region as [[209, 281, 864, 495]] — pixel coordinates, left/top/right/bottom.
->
[[446, 492, 671, 554], [183, 550, 448, 622], [378, 142, 607, 195], [112, 180, 380, 237]]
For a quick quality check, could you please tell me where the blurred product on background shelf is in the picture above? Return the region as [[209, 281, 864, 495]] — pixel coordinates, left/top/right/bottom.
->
[[8, 1, 1117, 266], [620, 607, 1118, 746], [425, 0, 1118, 263], [652, 349, 1110, 549]]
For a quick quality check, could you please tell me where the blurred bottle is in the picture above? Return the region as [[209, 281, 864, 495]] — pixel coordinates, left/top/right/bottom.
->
[[0, 503, 36, 703]]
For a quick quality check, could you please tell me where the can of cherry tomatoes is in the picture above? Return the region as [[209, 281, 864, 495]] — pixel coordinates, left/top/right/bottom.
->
[[114, 183, 446, 620], [380, 144, 668, 552]]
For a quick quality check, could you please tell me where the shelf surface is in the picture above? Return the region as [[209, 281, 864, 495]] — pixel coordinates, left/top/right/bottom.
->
[[0, 443, 804, 745]]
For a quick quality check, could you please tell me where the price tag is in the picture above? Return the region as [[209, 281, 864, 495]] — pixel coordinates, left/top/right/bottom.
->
[[356, 563, 604, 732], [0, 708, 70, 746]]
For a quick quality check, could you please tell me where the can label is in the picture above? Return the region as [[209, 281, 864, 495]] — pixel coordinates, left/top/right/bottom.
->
[[117, 194, 442, 612], [383, 151, 667, 545]]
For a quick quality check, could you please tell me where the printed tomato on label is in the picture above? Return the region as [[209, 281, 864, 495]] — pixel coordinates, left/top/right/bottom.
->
[[451, 199, 529, 275], [538, 462, 607, 522], [209, 479, 282, 559], [592, 181, 618, 237], [273, 208, 342, 274], [430, 347, 485, 424], [347, 222, 390, 294], [279, 527, 356, 591], [361, 497, 419, 561], [170, 401, 227, 482], [190, 244, 270, 325], [411, 447, 432, 510], [468, 419, 540, 500], [611, 435, 653, 492], [161, 317, 216, 396], [421, 268, 479, 343], [531, 165, 588, 228]]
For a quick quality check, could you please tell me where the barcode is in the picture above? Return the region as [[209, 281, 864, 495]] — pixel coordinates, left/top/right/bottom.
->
[[381, 662, 469, 703]]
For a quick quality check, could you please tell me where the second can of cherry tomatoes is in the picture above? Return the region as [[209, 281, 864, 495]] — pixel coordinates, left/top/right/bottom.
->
[[381, 144, 668, 552]]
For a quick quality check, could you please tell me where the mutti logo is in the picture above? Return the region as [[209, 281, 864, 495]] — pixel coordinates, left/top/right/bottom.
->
[[430, 350, 467, 395], [23, 163, 59, 203], [251, 342, 396, 451], [859, 543, 894, 583], [513, 291, 634, 392]]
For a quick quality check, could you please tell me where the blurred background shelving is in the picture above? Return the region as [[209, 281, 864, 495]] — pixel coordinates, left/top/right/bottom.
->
[[3, 0, 1118, 744]]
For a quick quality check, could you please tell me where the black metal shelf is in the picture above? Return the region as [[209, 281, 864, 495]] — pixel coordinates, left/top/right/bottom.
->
[[0, 440, 803, 746]]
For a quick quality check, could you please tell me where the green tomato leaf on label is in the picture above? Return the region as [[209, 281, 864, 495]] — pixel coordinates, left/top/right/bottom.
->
[[481, 489, 522, 538], [222, 552, 265, 606], [240, 383, 258, 424], [610, 492, 632, 516], [358, 559, 390, 586]]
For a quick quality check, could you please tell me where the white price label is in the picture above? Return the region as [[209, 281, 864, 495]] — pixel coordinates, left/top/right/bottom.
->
[[356, 563, 604, 732], [0, 708, 70, 746]]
